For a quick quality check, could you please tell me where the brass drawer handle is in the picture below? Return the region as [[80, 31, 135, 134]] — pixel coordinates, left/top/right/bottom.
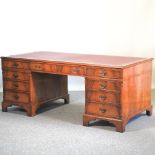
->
[[35, 65, 41, 69], [13, 83, 19, 88], [99, 72, 107, 77], [99, 70, 107, 77], [14, 94, 19, 100], [99, 108, 107, 113], [108, 102, 113, 105], [13, 74, 18, 78], [72, 68, 80, 73], [100, 83, 107, 89], [13, 63, 18, 67], [99, 95, 107, 100]]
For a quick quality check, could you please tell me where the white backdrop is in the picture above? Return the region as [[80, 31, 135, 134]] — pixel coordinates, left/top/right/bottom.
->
[[0, 0, 155, 91]]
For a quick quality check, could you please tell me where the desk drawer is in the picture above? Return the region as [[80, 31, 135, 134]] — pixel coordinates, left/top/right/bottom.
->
[[51, 64, 86, 76], [86, 91, 120, 105], [64, 65, 85, 75], [86, 103, 120, 119], [4, 80, 29, 92], [30, 62, 44, 71], [86, 67, 122, 79], [4, 91, 30, 103], [3, 60, 29, 70], [86, 78, 121, 92], [30, 63, 86, 76], [3, 71, 29, 81]]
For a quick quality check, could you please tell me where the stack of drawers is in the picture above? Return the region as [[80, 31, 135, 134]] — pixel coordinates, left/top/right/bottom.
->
[[2, 59, 30, 106], [85, 67, 122, 119]]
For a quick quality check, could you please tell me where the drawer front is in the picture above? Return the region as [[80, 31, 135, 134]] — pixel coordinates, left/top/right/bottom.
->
[[86, 79, 121, 91], [3, 60, 29, 70], [30, 63, 86, 76], [51, 64, 86, 76], [4, 80, 29, 92], [86, 91, 120, 105], [4, 91, 30, 103], [86, 67, 122, 79], [86, 103, 120, 119], [30, 62, 44, 71], [50, 64, 65, 73], [64, 65, 85, 76], [3, 71, 29, 81]]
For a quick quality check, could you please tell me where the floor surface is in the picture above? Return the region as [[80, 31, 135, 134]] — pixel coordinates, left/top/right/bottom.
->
[[0, 91, 155, 155]]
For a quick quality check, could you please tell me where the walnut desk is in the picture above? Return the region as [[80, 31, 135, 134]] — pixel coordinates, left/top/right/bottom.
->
[[1, 52, 153, 132]]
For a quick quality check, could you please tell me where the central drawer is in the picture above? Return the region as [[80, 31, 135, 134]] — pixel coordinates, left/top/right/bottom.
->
[[4, 80, 29, 92], [4, 91, 30, 103], [86, 91, 120, 105], [30, 62, 86, 76], [52, 64, 86, 76], [86, 103, 120, 119], [3, 71, 29, 81]]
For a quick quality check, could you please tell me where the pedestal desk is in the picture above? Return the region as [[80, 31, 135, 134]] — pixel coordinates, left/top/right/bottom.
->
[[1, 52, 153, 132]]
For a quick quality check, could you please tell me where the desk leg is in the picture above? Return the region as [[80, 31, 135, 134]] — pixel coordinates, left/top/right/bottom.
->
[[63, 94, 70, 104], [83, 114, 126, 132], [112, 121, 126, 133], [1, 100, 35, 117], [26, 104, 37, 117], [146, 105, 153, 116], [2, 101, 8, 112]]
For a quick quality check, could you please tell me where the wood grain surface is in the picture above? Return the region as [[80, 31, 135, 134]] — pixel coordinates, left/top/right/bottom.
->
[[1, 51, 153, 132]]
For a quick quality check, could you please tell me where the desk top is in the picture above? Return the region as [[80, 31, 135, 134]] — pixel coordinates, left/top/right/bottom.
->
[[4, 51, 152, 68]]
